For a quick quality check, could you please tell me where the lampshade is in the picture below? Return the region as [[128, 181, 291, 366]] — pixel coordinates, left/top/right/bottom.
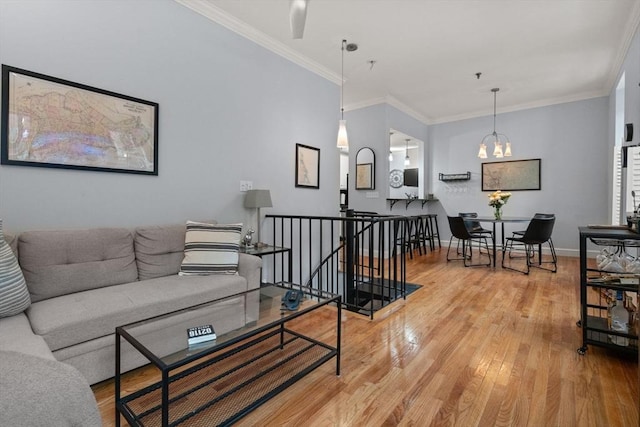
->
[[244, 189, 273, 208], [504, 142, 512, 157], [404, 138, 410, 166], [337, 120, 348, 149], [478, 142, 488, 158], [336, 39, 357, 149], [493, 141, 504, 158]]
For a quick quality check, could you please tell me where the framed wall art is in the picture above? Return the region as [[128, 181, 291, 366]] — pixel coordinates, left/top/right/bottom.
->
[[355, 147, 375, 190], [295, 143, 320, 189], [482, 158, 541, 191], [1, 65, 159, 175], [356, 163, 373, 190]]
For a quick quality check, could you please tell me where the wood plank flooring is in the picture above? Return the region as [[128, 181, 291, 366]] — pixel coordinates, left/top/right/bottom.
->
[[93, 249, 639, 426]]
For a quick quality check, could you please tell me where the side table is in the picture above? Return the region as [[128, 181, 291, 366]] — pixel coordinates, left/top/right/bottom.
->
[[240, 245, 292, 284]]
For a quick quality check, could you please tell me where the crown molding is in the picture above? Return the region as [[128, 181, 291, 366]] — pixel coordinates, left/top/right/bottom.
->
[[429, 90, 609, 125], [175, 0, 341, 84], [344, 96, 431, 125]]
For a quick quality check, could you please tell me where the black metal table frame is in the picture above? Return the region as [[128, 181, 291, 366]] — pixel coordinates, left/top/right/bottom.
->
[[115, 286, 341, 426], [240, 245, 292, 284]]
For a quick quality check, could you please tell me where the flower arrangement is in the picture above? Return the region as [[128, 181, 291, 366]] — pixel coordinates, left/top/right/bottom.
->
[[488, 190, 511, 219]]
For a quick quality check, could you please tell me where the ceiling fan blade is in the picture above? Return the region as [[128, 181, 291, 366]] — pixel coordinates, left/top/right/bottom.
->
[[289, 0, 308, 39]]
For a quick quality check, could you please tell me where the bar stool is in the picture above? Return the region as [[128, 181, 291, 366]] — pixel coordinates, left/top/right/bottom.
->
[[424, 214, 441, 250], [401, 216, 426, 259]]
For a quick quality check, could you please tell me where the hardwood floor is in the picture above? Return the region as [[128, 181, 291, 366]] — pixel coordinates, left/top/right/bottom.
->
[[93, 249, 639, 426]]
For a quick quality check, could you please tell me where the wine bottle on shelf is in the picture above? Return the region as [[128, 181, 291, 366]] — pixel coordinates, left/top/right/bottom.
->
[[609, 290, 629, 346]]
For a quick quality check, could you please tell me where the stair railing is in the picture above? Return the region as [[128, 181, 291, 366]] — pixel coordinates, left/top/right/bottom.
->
[[264, 211, 408, 318]]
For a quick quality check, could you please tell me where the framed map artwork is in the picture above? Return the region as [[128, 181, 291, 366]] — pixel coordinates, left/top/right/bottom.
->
[[1, 65, 159, 175], [482, 158, 541, 191], [295, 143, 320, 189]]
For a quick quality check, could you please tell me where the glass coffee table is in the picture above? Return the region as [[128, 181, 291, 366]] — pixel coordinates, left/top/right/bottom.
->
[[115, 284, 341, 426]]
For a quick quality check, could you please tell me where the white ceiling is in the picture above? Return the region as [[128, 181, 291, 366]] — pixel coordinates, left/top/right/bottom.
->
[[177, 0, 640, 124]]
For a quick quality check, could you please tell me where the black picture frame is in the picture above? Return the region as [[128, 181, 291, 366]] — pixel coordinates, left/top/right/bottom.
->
[[1, 65, 159, 175], [295, 143, 320, 189], [481, 158, 541, 191]]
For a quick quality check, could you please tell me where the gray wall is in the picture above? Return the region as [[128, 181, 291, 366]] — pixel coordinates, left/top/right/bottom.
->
[[346, 97, 611, 254], [345, 104, 429, 215], [0, 0, 340, 232], [429, 97, 610, 254], [621, 26, 640, 139]]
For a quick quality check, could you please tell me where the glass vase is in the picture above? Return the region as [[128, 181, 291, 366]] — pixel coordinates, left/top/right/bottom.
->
[[494, 206, 502, 220]]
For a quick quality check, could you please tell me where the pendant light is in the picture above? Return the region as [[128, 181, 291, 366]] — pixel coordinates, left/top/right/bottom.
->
[[388, 151, 393, 162], [388, 131, 394, 161], [404, 139, 411, 166], [479, 88, 512, 158], [336, 40, 349, 149]]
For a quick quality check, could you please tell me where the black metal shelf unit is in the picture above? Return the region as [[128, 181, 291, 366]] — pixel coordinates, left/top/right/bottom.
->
[[438, 172, 471, 182], [577, 227, 639, 355]]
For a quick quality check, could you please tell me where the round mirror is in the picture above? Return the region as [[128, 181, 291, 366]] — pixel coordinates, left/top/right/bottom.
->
[[356, 147, 375, 190]]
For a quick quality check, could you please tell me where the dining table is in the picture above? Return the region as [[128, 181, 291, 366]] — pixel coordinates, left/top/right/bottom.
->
[[475, 216, 531, 267]]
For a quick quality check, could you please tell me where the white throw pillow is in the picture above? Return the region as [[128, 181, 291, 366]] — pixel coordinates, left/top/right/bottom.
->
[[0, 220, 30, 317], [179, 221, 242, 276]]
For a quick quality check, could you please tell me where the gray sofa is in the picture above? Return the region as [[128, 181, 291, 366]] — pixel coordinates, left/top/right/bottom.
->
[[0, 222, 261, 426]]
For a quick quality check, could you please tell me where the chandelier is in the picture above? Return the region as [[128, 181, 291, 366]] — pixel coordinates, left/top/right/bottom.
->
[[478, 88, 512, 159]]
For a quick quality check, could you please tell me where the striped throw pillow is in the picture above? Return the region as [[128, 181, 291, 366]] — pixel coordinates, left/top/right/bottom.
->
[[0, 220, 30, 317], [179, 221, 242, 276]]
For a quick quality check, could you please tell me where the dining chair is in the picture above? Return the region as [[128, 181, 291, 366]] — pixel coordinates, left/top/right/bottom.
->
[[447, 216, 492, 267], [502, 216, 557, 274], [507, 213, 555, 259], [459, 212, 493, 236], [459, 212, 493, 255]]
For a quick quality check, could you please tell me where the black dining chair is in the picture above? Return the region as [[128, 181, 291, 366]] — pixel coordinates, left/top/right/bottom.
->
[[507, 213, 555, 259], [502, 216, 557, 274], [459, 212, 493, 255], [447, 216, 492, 267]]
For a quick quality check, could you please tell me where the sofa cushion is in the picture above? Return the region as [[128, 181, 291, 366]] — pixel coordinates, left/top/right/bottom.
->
[[0, 220, 30, 317], [134, 223, 188, 280], [179, 222, 242, 276], [0, 313, 54, 360], [27, 273, 249, 351], [0, 351, 101, 427], [19, 227, 138, 303], [134, 221, 218, 280]]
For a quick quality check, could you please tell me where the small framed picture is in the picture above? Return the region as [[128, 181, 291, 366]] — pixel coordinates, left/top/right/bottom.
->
[[295, 143, 320, 189], [356, 163, 373, 190]]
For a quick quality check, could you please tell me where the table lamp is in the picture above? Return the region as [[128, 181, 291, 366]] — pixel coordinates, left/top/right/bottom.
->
[[244, 189, 272, 248]]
